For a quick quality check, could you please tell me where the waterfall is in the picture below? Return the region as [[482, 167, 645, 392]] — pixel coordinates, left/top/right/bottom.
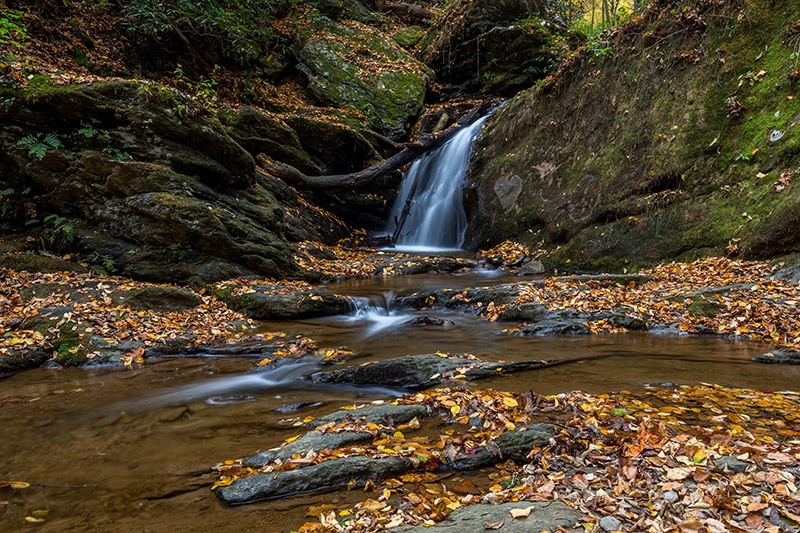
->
[[386, 115, 490, 251]]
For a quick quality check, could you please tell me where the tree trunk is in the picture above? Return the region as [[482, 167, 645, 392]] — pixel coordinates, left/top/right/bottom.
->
[[258, 99, 499, 191]]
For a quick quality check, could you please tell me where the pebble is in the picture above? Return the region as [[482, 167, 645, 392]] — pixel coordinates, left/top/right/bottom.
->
[[599, 515, 622, 531]]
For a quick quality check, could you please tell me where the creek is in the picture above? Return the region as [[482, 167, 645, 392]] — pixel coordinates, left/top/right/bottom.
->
[[2, 269, 799, 532]]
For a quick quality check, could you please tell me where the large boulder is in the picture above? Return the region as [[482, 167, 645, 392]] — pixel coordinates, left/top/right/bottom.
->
[[0, 80, 304, 282], [294, 16, 431, 139], [466, 0, 800, 271]]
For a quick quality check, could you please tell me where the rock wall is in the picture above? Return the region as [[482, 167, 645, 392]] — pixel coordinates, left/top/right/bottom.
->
[[467, 0, 800, 271]]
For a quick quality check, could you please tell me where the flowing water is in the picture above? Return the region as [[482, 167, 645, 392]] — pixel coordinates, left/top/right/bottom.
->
[[2, 271, 799, 533], [385, 116, 490, 251]]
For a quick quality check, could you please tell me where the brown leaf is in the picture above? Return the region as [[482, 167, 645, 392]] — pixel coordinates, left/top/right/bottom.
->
[[484, 520, 504, 530]]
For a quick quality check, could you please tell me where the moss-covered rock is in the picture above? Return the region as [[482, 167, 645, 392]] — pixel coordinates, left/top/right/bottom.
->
[[294, 16, 431, 139], [0, 80, 304, 282], [467, 0, 800, 271]]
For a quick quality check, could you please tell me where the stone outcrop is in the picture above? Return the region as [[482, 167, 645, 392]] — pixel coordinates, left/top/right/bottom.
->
[[294, 15, 431, 139], [466, 0, 800, 271]]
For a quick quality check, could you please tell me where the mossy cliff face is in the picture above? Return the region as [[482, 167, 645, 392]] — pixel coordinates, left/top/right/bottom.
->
[[295, 15, 431, 139], [468, 0, 800, 271]]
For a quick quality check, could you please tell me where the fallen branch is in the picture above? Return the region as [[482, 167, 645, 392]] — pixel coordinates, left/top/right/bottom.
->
[[258, 99, 499, 190]]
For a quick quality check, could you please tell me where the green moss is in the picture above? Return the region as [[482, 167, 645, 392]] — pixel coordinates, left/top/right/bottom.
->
[[686, 297, 723, 318], [52, 321, 92, 367]]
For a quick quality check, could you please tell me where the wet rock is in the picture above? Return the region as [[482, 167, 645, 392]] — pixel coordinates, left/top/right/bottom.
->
[[409, 316, 455, 327], [445, 424, 554, 470], [220, 285, 350, 319], [311, 354, 549, 390], [0, 348, 50, 374], [512, 260, 546, 276], [397, 501, 580, 533], [216, 455, 415, 504], [115, 286, 202, 312], [514, 311, 598, 336], [244, 430, 374, 468], [753, 350, 800, 365], [400, 285, 519, 314], [309, 403, 431, 428], [417, 0, 571, 94], [0, 80, 302, 283]]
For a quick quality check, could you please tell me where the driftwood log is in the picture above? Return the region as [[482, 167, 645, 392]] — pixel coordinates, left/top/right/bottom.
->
[[258, 99, 498, 191]]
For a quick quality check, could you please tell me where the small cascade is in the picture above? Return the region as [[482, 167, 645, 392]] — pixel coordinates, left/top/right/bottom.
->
[[345, 291, 412, 336], [386, 115, 491, 251]]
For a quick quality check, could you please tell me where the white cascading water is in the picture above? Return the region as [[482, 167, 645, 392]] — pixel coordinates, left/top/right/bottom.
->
[[386, 115, 491, 251]]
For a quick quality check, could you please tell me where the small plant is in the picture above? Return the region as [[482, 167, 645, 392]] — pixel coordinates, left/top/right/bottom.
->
[[1, 96, 15, 111], [174, 64, 219, 111], [0, 9, 29, 48], [0, 186, 34, 219], [103, 145, 131, 161], [17, 133, 62, 160], [28, 214, 74, 253], [86, 251, 117, 275], [77, 119, 110, 139], [586, 36, 612, 63]]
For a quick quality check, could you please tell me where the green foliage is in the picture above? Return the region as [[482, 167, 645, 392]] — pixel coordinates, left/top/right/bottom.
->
[[0, 8, 29, 48], [174, 64, 219, 111], [77, 119, 110, 139], [103, 145, 131, 161], [1, 96, 15, 111], [86, 251, 118, 275], [585, 35, 612, 62], [120, 0, 285, 63], [26, 214, 75, 253], [0, 187, 35, 220], [17, 133, 63, 160]]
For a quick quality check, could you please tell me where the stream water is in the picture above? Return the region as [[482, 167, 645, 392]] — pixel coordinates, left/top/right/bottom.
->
[[2, 270, 799, 533]]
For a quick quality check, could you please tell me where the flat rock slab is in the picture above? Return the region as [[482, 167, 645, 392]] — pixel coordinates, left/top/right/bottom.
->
[[398, 501, 580, 533], [308, 403, 431, 428], [216, 455, 415, 505], [222, 284, 350, 319], [311, 354, 549, 390], [243, 430, 373, 468], [446, 424, 555, 470]]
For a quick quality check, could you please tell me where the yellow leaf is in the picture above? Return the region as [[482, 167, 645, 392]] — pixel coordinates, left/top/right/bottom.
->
[[509, 506, 534, 519], [502, 397, 519, 408], [450, 405, 461, 416]]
